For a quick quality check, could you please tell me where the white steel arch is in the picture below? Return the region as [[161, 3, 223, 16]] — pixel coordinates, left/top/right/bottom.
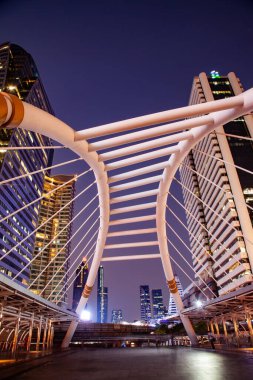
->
[[1, 89, 253, 347]]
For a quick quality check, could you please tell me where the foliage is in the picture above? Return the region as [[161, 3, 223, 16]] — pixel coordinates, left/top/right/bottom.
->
[[193, 321, 208, 335], [154, 323, 169, 335]]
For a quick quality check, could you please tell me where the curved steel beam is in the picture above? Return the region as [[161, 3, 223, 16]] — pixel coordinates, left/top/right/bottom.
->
[[0, 92, 110, 348], [156, 89, 253, 345]]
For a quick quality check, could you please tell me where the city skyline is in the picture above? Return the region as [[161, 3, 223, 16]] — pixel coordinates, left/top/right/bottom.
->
[[0, 0, 252, 321]]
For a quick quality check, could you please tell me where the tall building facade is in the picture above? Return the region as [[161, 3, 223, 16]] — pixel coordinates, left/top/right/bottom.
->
[[152, 289, 164, 321], [180, 72, 253, 298], [140, 285, 151, 323], [0, 42, 54, 285], [111, 309, 123, 324], [97, 265, 108, 323], [30, 174, 76, 306], [168, 275, 183, 316], [72, 257, 89, 311]]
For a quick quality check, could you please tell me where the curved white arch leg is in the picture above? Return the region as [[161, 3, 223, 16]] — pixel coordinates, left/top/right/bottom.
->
[[0, 95, 110, 349], [156, 92, 253, 346]]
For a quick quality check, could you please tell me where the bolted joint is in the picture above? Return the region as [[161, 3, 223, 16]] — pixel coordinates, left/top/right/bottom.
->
[[167, 278, 178, 293], [82, 285, 93, 298], [0, 92, 24, 129], [0, 93, 8, 125]]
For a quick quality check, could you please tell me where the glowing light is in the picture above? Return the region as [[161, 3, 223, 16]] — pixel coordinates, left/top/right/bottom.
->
[[196, 300, 202, 308], [210, 70, 220, 79], [80, 309, 91, 321]]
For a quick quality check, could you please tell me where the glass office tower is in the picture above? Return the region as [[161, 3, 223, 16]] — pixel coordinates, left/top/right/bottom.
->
[[97, 265, 108, 323], [111, 309, 123, 323], [180, 72, 253, 298], [140, 285, 151, 323], [30, 174, 76, 306], [151, 289, 164, 321], [72, 257, 89, 310], [0, 43, 54, 285]]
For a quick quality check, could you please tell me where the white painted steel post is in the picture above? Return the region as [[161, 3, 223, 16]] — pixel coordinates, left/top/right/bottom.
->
[[42, 319, 48, 351], [11, 310, 21, 355], [26, 313, 34, 352], [36, 316, 42, 351]]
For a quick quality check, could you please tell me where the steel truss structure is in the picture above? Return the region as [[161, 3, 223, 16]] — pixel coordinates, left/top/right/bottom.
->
[[0, 88, 253, 347]]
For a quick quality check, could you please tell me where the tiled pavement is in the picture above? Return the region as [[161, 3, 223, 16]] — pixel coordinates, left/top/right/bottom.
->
[[1, 347, 253, 380]]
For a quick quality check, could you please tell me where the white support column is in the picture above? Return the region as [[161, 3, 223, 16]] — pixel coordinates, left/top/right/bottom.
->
[[232, 317, 240, 347], [222, 318, 228, 344], [246, 313, 253, 346], [42, 319, 48, 351], [26, 313, 34, 352], [11, 310, 21, 355], [47, 320, 52, 349], [50, 326, 54, 349], [0, 304, 3, 331], [36, 316, 42, 351]]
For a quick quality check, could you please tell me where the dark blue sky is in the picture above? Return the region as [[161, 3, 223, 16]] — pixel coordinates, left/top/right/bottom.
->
[[1, 0, 253, 321]]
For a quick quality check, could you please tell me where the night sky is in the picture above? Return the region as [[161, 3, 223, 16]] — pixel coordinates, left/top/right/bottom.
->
[[1, 0, 253, 322]]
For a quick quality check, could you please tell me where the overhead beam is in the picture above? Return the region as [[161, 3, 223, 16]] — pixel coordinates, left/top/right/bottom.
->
[[110, 202, 156, 214], [99, 130, 192, 161], [105, 145, 179, 171], [110, 189, 158, 203], [105, 241, 159, 249], [109, 175, 162, 192], [109, 215, 156, 225], [107, 228, 157, 237], [109, 161, 168, 183], [74, 95, 243, 140], [87, 115, 214, 151], [101, 254, 161, 262]]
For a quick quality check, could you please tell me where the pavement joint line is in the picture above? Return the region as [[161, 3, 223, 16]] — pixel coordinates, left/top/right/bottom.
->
[[0, 348, 81, 380]]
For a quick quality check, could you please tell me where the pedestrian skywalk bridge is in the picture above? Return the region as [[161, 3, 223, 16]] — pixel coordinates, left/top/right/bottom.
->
[[0, 88, 253, 348]]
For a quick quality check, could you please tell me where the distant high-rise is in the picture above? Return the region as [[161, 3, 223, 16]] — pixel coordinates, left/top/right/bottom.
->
[[0, 42, 54, 285], [111, 309, 123, 324], [168, 276, 183, 316], [30, 174, 76, 306], [151, 289, 164, 320], [72, 257, 89, 311], [180, 72, 253, 298], [140, 285, 151, 323], [97, 265, 108, 323]]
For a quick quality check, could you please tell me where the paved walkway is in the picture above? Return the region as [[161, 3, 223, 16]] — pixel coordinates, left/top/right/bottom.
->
[[1, 347, 253, 380]]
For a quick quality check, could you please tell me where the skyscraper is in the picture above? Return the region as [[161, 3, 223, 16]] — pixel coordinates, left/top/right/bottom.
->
[[140, 285, 151, 323], [72, 257, 89, 311], [151, 289, 164, 321], [111, 309, 123, 324], [0, 42, 54, 285], [97, 265, 108, 323], [30, 174, 76, 306], [180, 72, 253, 298], [168, 275, 183, 316]]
